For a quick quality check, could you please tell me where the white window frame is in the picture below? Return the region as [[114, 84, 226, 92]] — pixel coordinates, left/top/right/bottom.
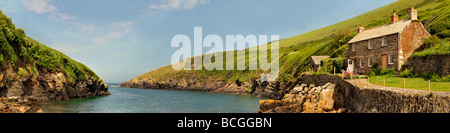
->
[[368, 40, 373, 49], [382, 37, 387, 46], [352, 44, 356, 52], [368, 57, 373, 67], [348, 59, 353, 65], [360, 59, 363, 68], [389, 54, 394, 64]]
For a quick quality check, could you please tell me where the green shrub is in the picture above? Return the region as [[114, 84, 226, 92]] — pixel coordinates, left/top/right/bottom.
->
[[332, 57, 345, 73], [437, 29, 450, 38], [399, 68, 418, 78], [17, 67, 28, 77], [369, 63, 381, 76], [427, 92, 434, 98], [426, 74, 450, 82], [420, 36, 441, 50], [380, 68, 397, 76]]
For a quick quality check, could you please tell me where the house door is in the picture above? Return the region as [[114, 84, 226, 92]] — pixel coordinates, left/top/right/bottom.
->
[[382, 55, 387, 69], [347, 59, 354, 73]]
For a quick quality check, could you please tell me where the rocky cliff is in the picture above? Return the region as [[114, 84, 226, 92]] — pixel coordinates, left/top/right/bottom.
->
[[0, 62, 110, 102], [0, 10, 110, 113], [260, 74, 450, 113], [0, 63, 109, 113]]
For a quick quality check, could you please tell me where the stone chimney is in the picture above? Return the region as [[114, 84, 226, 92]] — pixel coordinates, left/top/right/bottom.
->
[[391, 10, 398, 23], [408, 6, 417, 20], [358, 25, 365, 33]]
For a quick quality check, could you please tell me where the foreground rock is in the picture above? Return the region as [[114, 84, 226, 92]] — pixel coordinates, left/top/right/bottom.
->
[[260, 74, 450, 113], [259, 83, 346, 113]]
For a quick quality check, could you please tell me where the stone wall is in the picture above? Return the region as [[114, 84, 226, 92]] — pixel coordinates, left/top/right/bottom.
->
[[260, 74, 450, 113], [404, 55, 450, 76], [400, 21, 431, 64]]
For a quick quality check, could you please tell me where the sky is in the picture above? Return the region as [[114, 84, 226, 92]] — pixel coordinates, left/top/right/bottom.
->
[[0, 0, 396, 83]]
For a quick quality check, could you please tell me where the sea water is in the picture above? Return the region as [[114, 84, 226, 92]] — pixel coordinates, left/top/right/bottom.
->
[[42, 83, 268, 113]]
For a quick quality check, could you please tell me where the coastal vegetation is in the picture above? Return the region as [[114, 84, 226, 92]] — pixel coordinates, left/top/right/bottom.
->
[[0, 10, 101, 82]]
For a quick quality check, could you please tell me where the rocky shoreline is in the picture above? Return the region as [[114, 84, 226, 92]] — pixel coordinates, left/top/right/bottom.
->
[[120, 73, 291, 99]]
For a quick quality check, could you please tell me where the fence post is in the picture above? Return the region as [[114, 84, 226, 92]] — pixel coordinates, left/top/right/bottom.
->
[[367, 77, 369, 86], [403, 78, 405, 89], [351, 73, 353, 80], [428, 80, 431, 92], [333, 67, 336, 75]]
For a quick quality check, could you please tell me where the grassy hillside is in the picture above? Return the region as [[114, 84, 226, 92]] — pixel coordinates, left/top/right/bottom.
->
[[131, 0, 449, 84], [280, 0, 445, 47], [0, 10, 101, 82]]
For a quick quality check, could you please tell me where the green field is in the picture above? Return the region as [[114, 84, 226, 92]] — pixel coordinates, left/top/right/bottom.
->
[[369, 76, 450, 92]]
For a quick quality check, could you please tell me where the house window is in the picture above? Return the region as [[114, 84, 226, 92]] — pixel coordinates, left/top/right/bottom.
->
[[348, 60, 353, 65], [382, 37, 387, 46], [368, 57, 373, 67], [389, 54, 394, 64], [368, 40, 373, 49], [352, 44, 356, 52], [360, 59, 363, 68]]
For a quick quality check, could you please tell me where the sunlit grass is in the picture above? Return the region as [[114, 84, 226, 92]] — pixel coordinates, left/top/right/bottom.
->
[[369, 76, 450, 92]]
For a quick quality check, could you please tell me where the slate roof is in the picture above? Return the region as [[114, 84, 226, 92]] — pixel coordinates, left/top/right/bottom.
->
[[348, 19, 411, 44]]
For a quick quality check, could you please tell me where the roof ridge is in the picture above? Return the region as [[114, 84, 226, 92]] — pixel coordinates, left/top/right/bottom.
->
[[348, 19, 411, 43], [360, 19, 410, 33]]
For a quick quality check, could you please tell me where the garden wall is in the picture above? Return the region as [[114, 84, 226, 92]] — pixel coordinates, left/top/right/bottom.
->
[[405, 55, 450, 76]]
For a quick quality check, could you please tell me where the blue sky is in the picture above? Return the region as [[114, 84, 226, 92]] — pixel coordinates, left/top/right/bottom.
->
[[0, 0, 396, 83]]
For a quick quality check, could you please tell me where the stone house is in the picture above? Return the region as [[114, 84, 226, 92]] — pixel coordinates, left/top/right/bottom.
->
[[311, 56, 330, 71], [345, 7, 430, 74]]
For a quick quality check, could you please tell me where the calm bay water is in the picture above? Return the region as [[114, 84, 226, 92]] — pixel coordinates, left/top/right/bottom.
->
[[42, 83, 268, 113]]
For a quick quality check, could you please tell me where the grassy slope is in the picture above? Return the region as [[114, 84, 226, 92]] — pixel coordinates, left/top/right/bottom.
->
[[0, 10, 101, 82], [132, 0, 449, 84]]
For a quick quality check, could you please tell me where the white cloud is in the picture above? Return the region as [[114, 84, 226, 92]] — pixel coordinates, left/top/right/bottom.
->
[[21, 0, 57, 14], [149, 0, 210, 10], [74, 20, 135, 45], [20, 0, 137, 47], [21, 0, 78, 22], [69, 21, 97, 31], [50, 12, 76, 21]]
